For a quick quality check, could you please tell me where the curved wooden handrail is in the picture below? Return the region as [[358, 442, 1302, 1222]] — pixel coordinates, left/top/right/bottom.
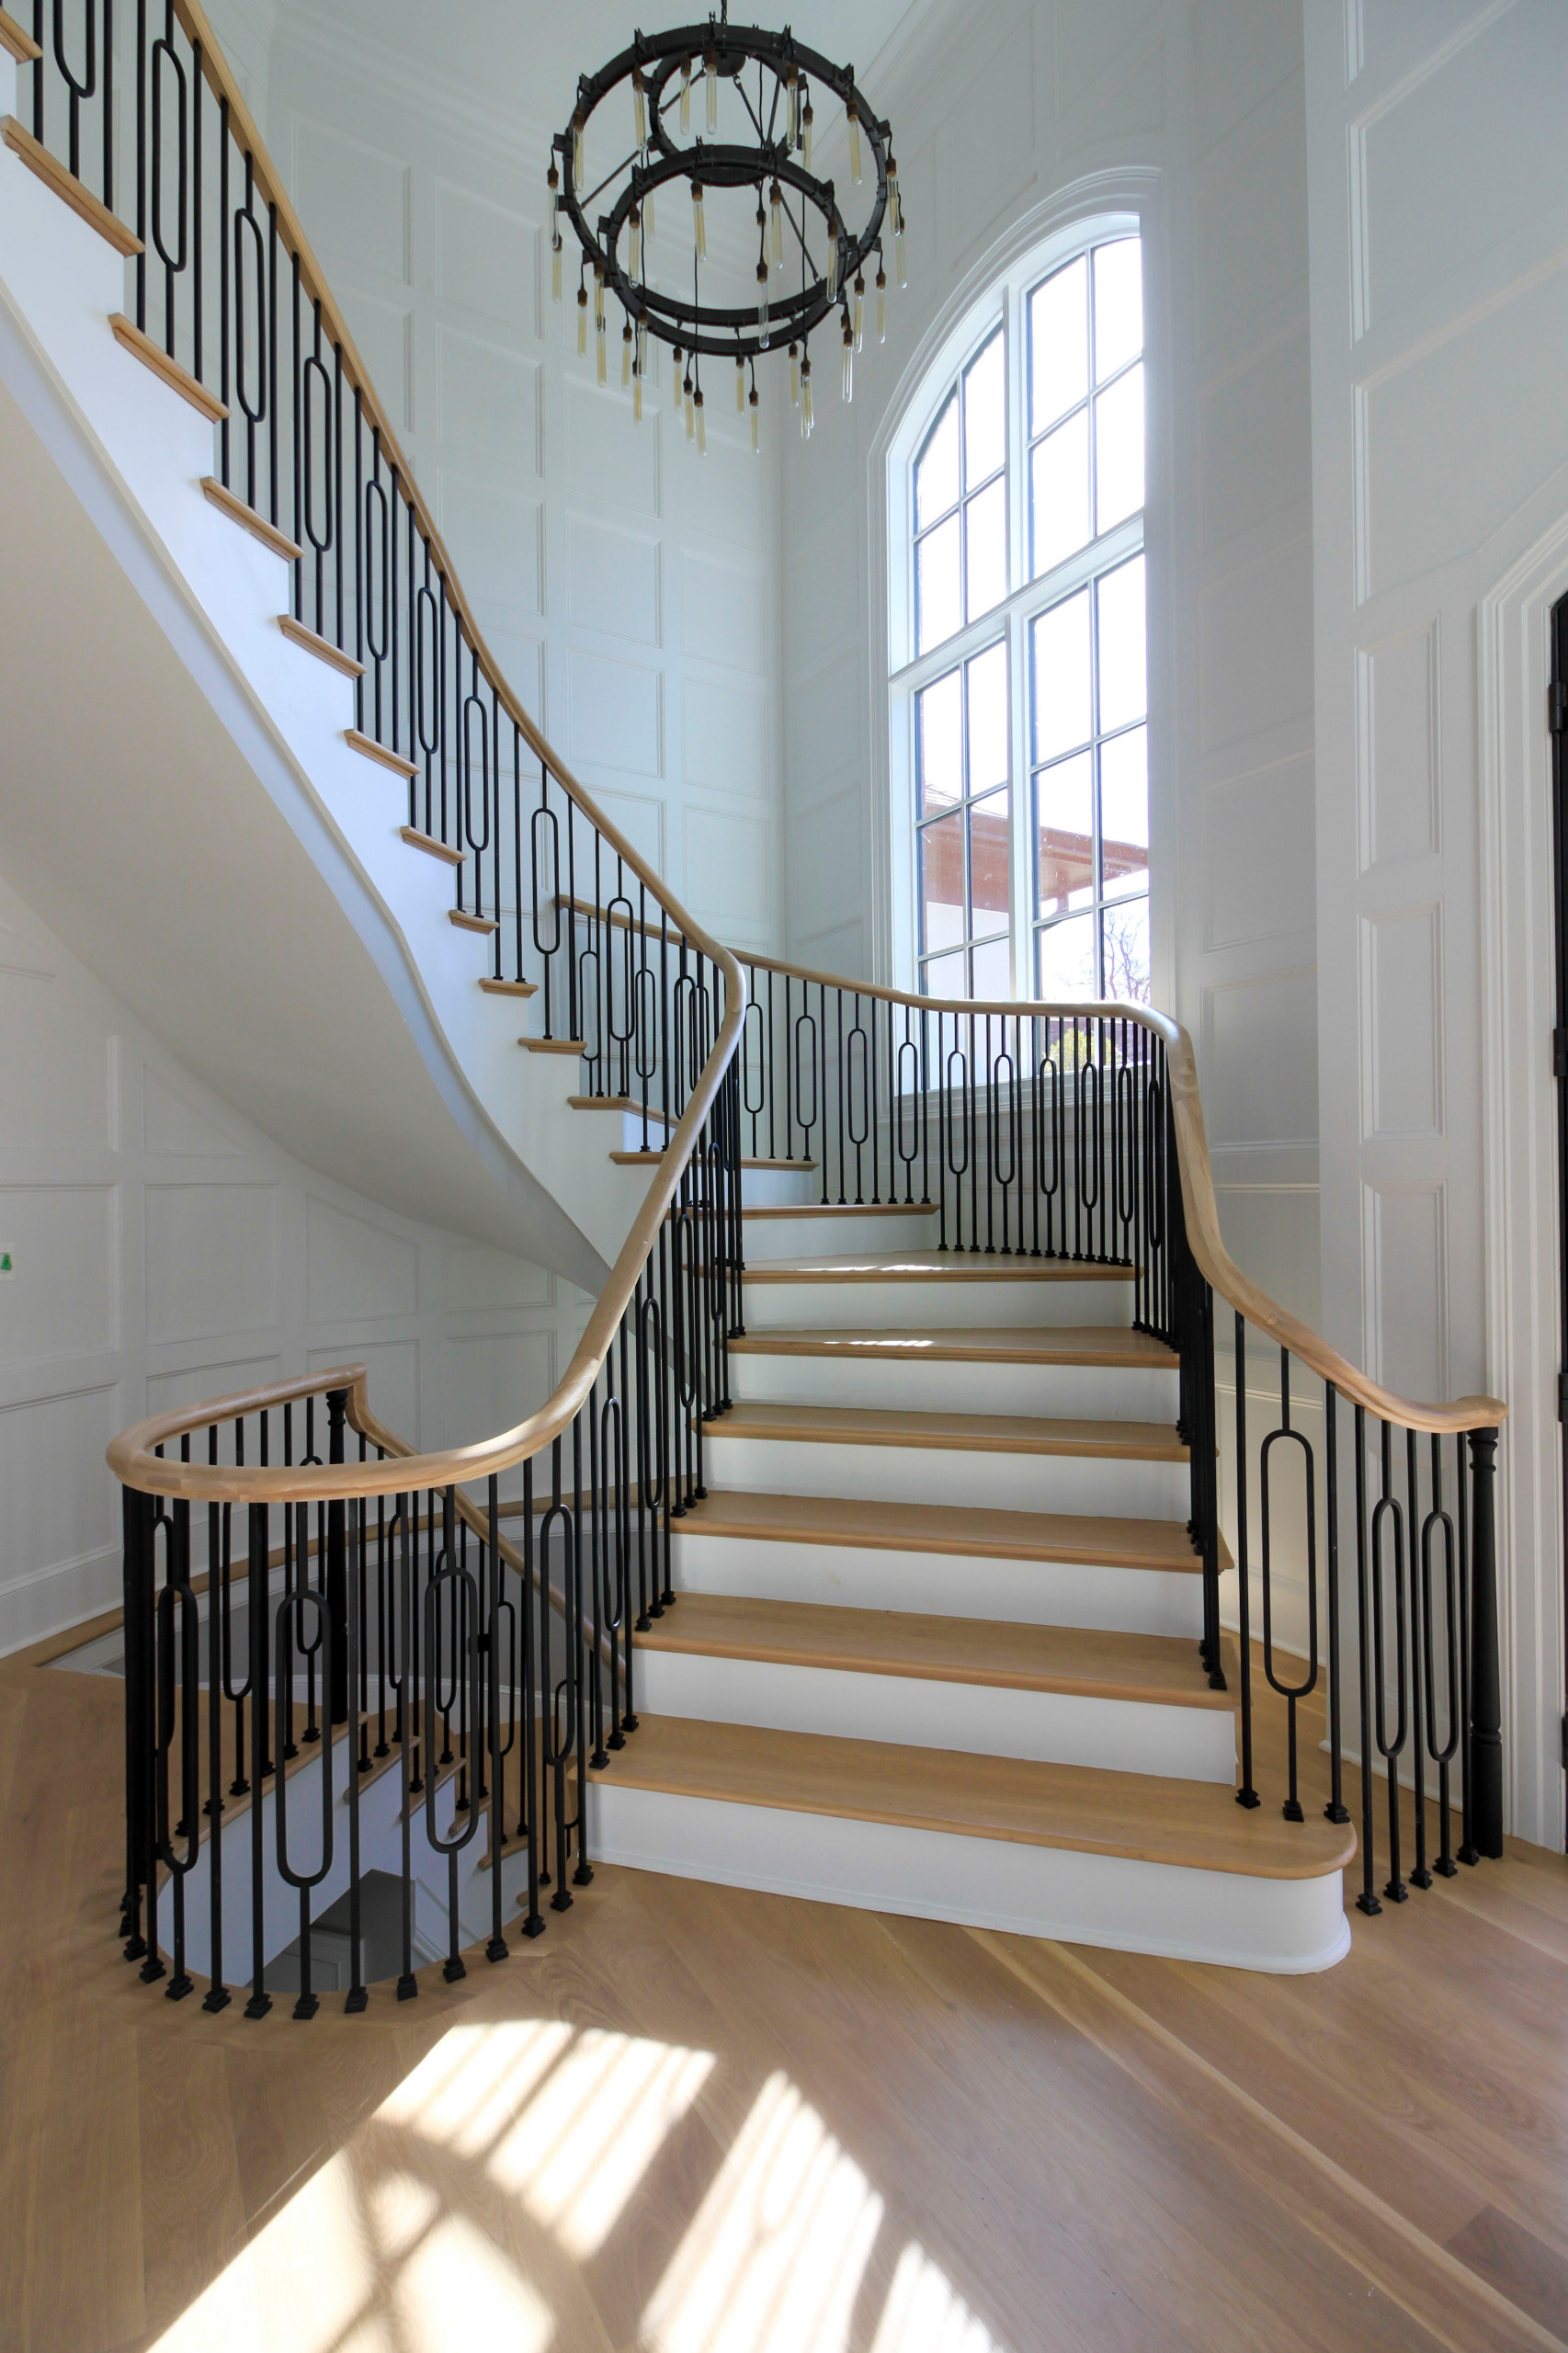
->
[[727, 962, 1506, 1437]]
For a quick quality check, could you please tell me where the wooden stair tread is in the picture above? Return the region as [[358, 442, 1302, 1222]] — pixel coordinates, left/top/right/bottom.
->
[[479, 976, 537, 996], [524, 1037, 585, 1055], [708, 1400, 1187, 1461], [589, 1715, 1354, 1880], [2, 116, 142, 252], [572, 1094, 676, 1122], [743, 1249, 1136, 1284], [449, 907, 498, 934], [201, 474, 302, 562], [641, 1592, 1236, 1706], [729, 1324, 1179, 1369], [109, 312, 227, 420], [0, 14, 44, 63], [400, 824, 463, 866], [742, 1156, 819, 1171], [678, 1486, 1221, 1573], [278, 611, 365, 676], [744, 1199, 938, 1220]]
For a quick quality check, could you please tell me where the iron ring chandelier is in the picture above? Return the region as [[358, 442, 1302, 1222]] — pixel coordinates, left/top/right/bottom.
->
[[548, 6, 906, 446]]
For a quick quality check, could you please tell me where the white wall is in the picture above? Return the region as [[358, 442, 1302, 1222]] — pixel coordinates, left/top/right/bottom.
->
[[260, 0, 786, 961], [1304, 0, 1568, 1847], [0, 864, 579, 1658], [778, 0, 1322, 1322]]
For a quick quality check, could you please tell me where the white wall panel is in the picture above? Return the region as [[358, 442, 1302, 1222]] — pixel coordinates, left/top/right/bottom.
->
[[308, 1337, 420, 1444], [0, 965, 109, 1154], [0, 1186, 115, 1364], [443, 1328, 554, 1443], [0, 1385, 119, 1602], [437, 470, 541, 619], [564, 376, 660, 517], [437, 325, 540, 476], [1193, 80, 1308, 363], [436, 181, 537, 333], [684, 806, 770, 930], [336, 288, 413, 432], [683, 677, 767, 797], [680, 551, 766, 673], [1359, 903, 1444, 1142], [1199, 538, 1314, 753], [1202, 971, 1318, 1148], [1055, 0, 1160, 113], [565, 511, 660, 647], [567, 648, 662, 778], [443, 1244, 552, 1314], [142, 1067, 244, 1156], [1199, 328, 1312, 551], [1361, 1179, 1448, 1399], [305, 1196, 419, 1323], [941, 17, 1037, 246], [1356, 618, 1439, 870], [144, 1184, 279, 1344], [1201, 757, 1314, 952], [291, 116, 409, 281]]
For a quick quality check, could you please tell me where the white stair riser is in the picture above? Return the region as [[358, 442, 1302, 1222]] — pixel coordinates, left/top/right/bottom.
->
[[668, 1529, 1206, 1637], [741, 1211, 942, 1260], [729, 1351, 1180, 1420], [742, 1274, 1137, 1331], [702, 1433, 1190, 1519], [635, 1650, 1236, 1781], [585, 1784, 1353, 1973], [738, 1165, 822, 1207]]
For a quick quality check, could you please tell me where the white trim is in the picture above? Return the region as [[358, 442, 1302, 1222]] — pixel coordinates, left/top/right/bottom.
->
[[864, 169, 1165, 995], [1478, 516, 1568, 1853]]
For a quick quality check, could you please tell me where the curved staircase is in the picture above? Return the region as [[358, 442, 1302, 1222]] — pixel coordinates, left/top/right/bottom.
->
[[0, 3, 1507, 2008]]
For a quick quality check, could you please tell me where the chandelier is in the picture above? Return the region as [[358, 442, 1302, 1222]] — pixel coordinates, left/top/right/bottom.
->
[[548, 6, 905, 450]]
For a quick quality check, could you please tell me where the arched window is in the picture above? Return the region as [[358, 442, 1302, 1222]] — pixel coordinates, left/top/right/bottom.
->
[[892, 219, 1148, 1002]]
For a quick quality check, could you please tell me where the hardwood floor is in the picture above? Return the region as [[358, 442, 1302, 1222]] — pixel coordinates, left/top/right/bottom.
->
[[2, 1633, 1565, 2353]]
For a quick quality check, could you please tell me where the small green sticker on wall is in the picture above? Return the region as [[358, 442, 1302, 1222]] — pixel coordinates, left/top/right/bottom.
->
[[0, 1254, 13, 1280]]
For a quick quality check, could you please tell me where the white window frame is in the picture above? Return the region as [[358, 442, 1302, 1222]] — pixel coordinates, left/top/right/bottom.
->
[[877, 185, 1165, 1005]]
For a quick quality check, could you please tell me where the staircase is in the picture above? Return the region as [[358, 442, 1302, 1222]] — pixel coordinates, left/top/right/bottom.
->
[[0, 4, 1508, 2008]]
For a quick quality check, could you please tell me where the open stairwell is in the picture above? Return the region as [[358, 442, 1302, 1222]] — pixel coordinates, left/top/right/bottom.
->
[[2, 4, 1511, 2010]]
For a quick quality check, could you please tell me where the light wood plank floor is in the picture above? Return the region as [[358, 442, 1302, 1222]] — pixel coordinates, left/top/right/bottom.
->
[[2, 1632, 1565, 2353]]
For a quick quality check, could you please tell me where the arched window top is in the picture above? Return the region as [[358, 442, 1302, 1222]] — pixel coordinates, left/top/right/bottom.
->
[[886, 210, 1150, 1006]]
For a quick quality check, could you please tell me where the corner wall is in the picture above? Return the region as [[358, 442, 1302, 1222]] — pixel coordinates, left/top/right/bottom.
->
[[778, 0, 1322, 1324], [0, 866, 578, 1658]]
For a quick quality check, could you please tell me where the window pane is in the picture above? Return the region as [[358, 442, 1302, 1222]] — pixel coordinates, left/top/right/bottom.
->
[[1031, 588, 1092, 765], [1099, 725, 1148, 900], [1035, 750, 1095, 917], [1094, 361, 1144, 536], [1096, 555, 1145, 733], [919, 812, 965, 954], [916, 512, 962, 654], [966, 642, 1008, 792], [1102, 894, 1150, 1003], [1037, 910, 1096, 1001], [971, 932, 1011, 1003], [968, 789, 1010, 926], [922, 948, 967, 1000], [1029, 409, 1089, 581], [916, 669, 963, 816], [1029, 256, 1088, 436], [1094, 237, 1142, 383], [963, 330, 1006, 488], [964, 476, 1007, 621], [915, 392, 960, 530]]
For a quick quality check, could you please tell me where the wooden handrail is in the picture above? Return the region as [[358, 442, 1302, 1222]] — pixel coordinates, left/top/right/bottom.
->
[[104, 2, 746, 1506]]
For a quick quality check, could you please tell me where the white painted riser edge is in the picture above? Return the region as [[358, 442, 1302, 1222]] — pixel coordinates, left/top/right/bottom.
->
[[585, 1783, 1353, 1972], [701, 1436, 1191, 1519], [742, 1213, 944, 1260], [737, 1166, 822, 1207], [729, 1354, 1181, 1420], [742, 1276, 1136, 1331], [634, 1650, 1237, 1781], [668, 1530, 1207, 1637]]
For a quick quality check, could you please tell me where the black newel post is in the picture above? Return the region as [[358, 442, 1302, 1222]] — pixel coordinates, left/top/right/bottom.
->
[[120, 1484, 155, 1959], [326, 1387, 349, 1723], [1465, 1428, 1504, 1861]]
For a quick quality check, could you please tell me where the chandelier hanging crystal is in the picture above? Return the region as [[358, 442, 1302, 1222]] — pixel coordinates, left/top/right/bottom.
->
[[549, 5, 905, 452]]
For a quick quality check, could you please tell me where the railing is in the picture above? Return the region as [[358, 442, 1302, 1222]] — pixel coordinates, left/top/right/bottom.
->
[[718, 952, 1509, 1904], [12, 4, 1508, 1994]]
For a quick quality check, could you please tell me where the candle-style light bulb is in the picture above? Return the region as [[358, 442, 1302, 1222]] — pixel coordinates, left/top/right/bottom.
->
[[684, 367, 695, 439], [847, 100, 862, 186], [629, 206, 641, 278], [692, 180, 706, 259], [826, 222, 840, 303], [622, 319, 633, 387], [594, 267, 605, 329], [801, 97, 813, 170], [637, 320, 648, 377], [705, 48, 718, 130], [770, 178, 784, 269], [801, 354, 813, 438], [577, 280, 588, 355], [735, 358, 745, 413], [756, 258, 770, 349], [680, 56, 692, 129], [841, 313, 854, 403], [547, 160, 559, 243], [632, 66, 647, 149], [552, 237, 562, 304], [633, 366, 643, 424], [787, 67, 800, 148], [789, 341, 800, 406], [695, 385, 707, 454], [876, 262, 886, 343], [750, 383, 760, 453], [853, 270, 865, 352], [572, 113, 585, 186]]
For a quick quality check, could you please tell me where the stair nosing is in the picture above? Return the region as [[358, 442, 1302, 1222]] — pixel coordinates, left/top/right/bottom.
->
[[727, 1325, 1180, 1369], [703, 1404, 1187, 1462], [742, 1252, 1137, 1284]]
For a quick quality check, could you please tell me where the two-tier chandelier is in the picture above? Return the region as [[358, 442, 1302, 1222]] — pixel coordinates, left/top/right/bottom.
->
[[549, 6, 905, 450]]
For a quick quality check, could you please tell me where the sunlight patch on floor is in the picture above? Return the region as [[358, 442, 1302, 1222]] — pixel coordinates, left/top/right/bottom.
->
[[870, 2242, 1008, 2352], [642, 2069, 884, 2353]]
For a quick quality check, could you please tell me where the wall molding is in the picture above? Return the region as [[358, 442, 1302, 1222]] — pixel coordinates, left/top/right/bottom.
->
[[1478, 506, 1568, 1851]]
